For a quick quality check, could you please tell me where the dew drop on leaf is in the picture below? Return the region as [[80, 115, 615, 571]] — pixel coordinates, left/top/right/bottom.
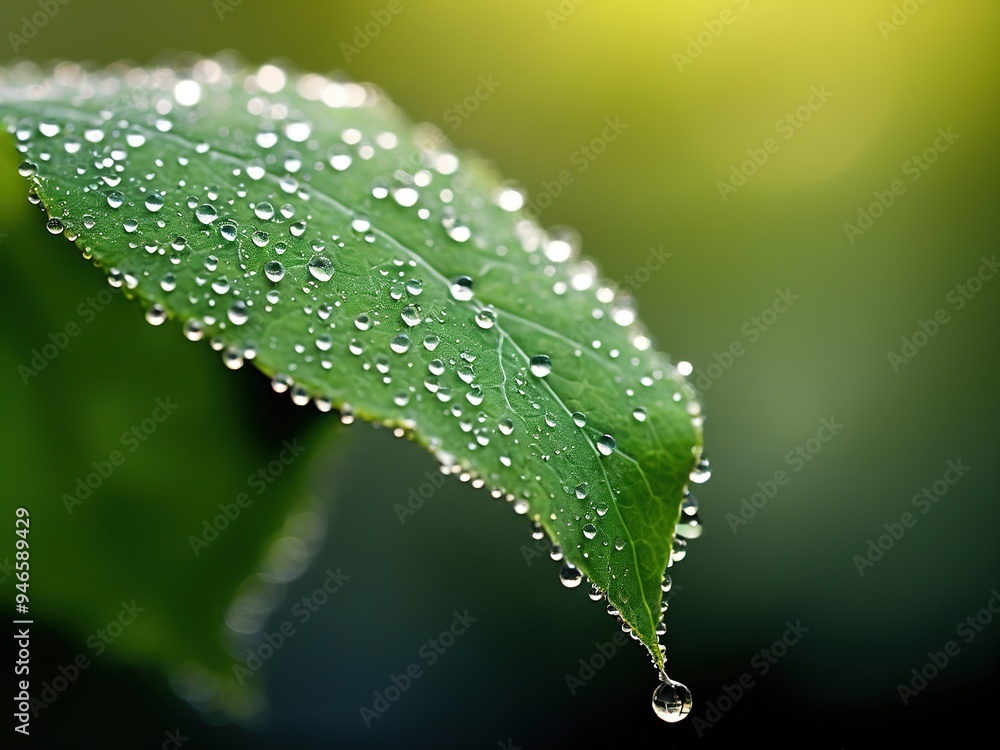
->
[[529, 355, 551, 377]]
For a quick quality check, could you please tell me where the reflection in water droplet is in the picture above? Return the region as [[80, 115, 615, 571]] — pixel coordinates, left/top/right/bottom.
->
[[196, 204, 218, 224], [475, 309, 496, 329], [529, 355, 551, 377], [652, 678, 692, 723], [597, 434, 616, 456], [450, 276, 474, 301], [690, 456, 711, 484], [264, 261, 285, 282], [308, 257, 334, 282], [559, 564, 583, 588]]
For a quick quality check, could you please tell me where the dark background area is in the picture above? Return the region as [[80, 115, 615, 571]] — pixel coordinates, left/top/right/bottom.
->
[[1, 1, 998, 748]]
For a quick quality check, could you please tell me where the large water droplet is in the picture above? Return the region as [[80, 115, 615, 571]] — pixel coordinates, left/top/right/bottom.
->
[[400, 304, 421, 327], [308, 257, 333, 282], [559, 564, 583, 588], [690, 456, 711, 484], [196, 204, 218, 224], [475, 309, 496, 329], [529, 355, 551, 377], [652, 679, 692, 723], [264, 261, 285, 282], [597, 434, 616, 456], [450, 276, 474, 301]]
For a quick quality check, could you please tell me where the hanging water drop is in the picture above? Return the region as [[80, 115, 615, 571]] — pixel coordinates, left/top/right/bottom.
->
[[690, 456, 711, 483], [145, 304, 167, 326], [651, 678, 692, 723], [559, 564, 583, 588]]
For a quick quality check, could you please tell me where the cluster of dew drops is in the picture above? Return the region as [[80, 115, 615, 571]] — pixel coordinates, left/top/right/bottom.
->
[[8, 60, 709, 724]]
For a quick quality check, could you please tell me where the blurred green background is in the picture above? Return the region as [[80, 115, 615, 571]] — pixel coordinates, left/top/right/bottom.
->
[[1, 1, 998, 747]]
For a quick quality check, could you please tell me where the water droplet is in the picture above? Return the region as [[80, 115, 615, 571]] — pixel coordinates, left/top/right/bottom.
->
[[406, 279, 423, 296], [572, 412, 587, 428], [393, 186, 419, 207], [475, 309, 496, 329], [144, 193, 164, 212], [256, 131, 279, 149], [354, 314, 371, 331], [559, 564, 583, 588], [633, 407, 647, 422], [183, 319, 204, 341], [264, 261, 285, 282], [196, 204, 218, 224], [107, 192, 125, 209], [690, 456, 711, 484], [18, 161, 37, 177], [529, 355, 552, 377], [574, 483, 588, 500], [45, 217, 63, 235], [582, 523, 598, 540], [308, 257, 334, 282], [652, 679, 692, 723], [498, 418, 514, 435], [145, 304, 166, 326], [450, 276, 474, 301], [597, 434, 616, 456], [423, 335, 439, 351], [390, 334, 411, 354], [228, 301, 249, 326], [400, 304, 421, 327], [223, 345, 245, 370], [670, 536, 688, 563], [254, 201, 275, 220], [682, 493, 699, 516]]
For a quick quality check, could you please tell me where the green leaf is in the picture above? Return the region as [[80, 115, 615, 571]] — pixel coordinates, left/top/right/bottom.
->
[[1, 59, 704, 692]]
